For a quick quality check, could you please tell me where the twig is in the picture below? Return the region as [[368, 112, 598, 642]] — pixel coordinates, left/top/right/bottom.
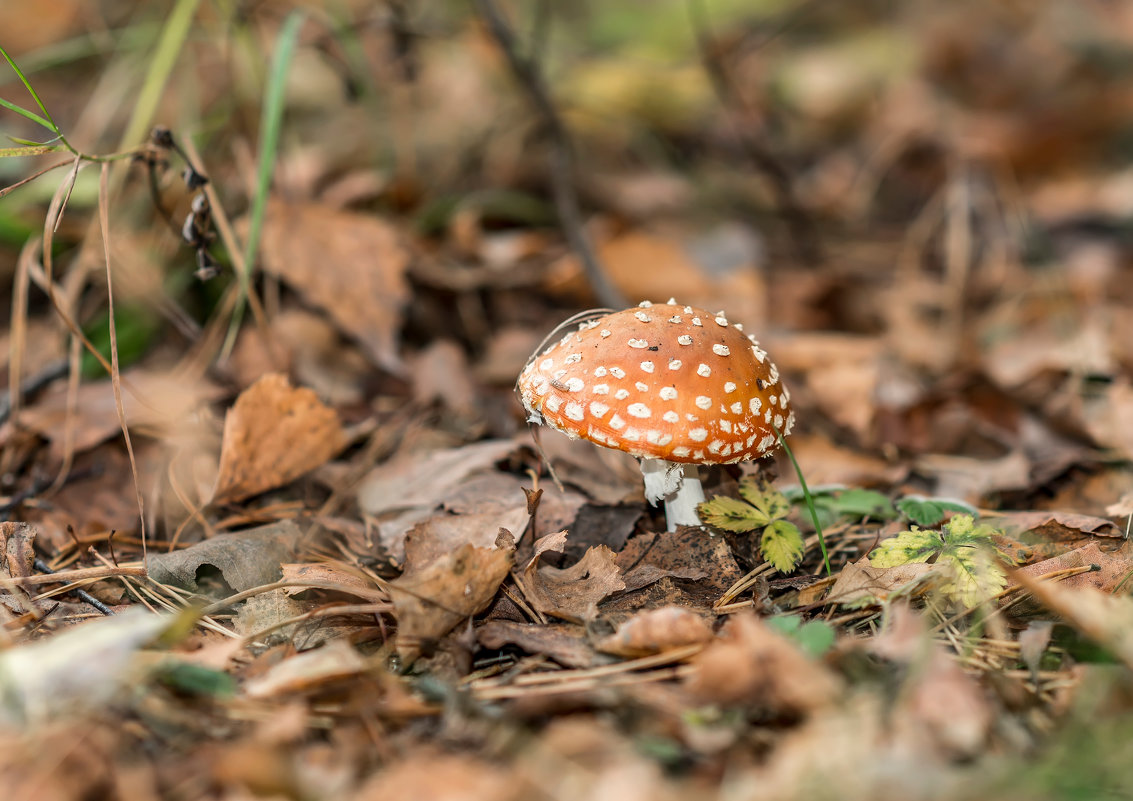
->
[[472, 0, 624, 309], [8, 563, 146, 586], [30, 559, 115, 615], [686, 0, 823, 267]]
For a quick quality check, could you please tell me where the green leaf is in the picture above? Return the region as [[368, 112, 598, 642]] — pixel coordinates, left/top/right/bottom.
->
[[697, 496, 770, 532], [81, 304, 161, 378], [833, 488, 895, 520], [761, 519, 805, 573], [0, 44, 60, 133], [766, 616, 836, 658], [869, 528, 943, 568], [738, 476, 789, 521], [0, 144, 65, 158], [896, 496, 978, 527], [152, 660, 236, 697]]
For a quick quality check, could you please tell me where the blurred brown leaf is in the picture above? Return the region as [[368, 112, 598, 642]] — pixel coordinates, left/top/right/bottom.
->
[[212, 374, 344, 504], [245, 639, 367, 698], [0, 522, 36, 582], [256, 201, 410, 374], [595, 606, 713, 658], [685, 613, 841, 716], [827, 558, 934, 606]]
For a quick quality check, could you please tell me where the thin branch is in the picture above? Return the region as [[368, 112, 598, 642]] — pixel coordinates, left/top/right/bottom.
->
[[472, 0, 625, 309], [687, 0, 823, 267]]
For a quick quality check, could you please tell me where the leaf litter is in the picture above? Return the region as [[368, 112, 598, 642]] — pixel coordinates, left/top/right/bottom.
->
[[2, 3, 1133, 800]]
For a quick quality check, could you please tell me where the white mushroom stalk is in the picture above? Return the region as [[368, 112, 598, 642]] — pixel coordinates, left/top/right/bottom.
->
[[517, 299, 794, 531]]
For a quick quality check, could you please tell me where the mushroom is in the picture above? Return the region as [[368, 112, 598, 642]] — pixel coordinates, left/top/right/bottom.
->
[[517, 299, 794, 531]]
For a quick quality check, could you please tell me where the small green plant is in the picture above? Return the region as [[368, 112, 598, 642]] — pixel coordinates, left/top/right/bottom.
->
[[784, 485, 896, 530], [895, 494, 978, 527], [765, 615, 836, 657], [698, 476, 805, 573], [869, 514, 1008, 608]]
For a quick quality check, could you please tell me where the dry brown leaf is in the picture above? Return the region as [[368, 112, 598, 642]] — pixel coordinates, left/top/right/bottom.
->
[[827, 558, 935, 606], [410, 339, 477, 415], [1015, 541, 1133, 593], [595, 606, 713, 658], [0, 522, 36, 582], [145, 520, 302, 593], [357, 439, 520, 561], [279, 563, 384, 600], [211, 374, 344, 504], [521, 532, 625, 623], [685, 613, 841, 716], [614, 528, 725, 594], [388, 534, 514, 663], [229, 308, 371, 403], [17, 370, 218, 460], [1107, 492, 1133, 518], [255, 201, 410, 374], [245, 639, 368, 698], [1015, 568, 1133, 670], [477, 621, 599, 668]]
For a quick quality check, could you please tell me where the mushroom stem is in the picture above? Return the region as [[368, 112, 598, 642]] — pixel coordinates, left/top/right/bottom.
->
[[640, 460, 706, 531]]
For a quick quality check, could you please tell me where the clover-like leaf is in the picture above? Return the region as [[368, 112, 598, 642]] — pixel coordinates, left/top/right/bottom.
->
[[761, 519, 805, 573], [869, 528, 944, 568], [896, 496, 976, 527], [738, 476, 790, 521], [833, 488, 895, 520], [697, 496, 770, 533]]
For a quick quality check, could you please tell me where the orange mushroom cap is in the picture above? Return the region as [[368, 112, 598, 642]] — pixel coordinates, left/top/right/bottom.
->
[[517, 300, 794, 464]]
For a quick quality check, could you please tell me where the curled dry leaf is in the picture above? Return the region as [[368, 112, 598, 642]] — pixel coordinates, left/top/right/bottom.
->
[[245, 639, 368, 698], [685, 613, 841, 717], [388, 533, 515, 664], [211, 374, 344, 504], [595, 606, 713, 658], [0, 522, 36, 581], [255, 201, 410, 374], [521, 531, 626, 623], [146, 520, 302, 593], [279, 563, 385, 601], [1015, 540, 1133, 594]]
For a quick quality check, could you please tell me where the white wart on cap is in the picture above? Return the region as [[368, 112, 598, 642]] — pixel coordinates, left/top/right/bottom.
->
[[517, 299, 794, 464]]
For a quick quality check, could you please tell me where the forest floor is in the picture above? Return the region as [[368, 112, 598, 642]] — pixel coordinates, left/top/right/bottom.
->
[[2, 2, 1133, 800]]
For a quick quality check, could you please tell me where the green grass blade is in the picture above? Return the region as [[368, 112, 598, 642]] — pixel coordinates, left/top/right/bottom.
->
[[223, 10, 305, 356], [0, 96, 56, 132], [775, 424, 831, 576], [0, 44, 60, 132]]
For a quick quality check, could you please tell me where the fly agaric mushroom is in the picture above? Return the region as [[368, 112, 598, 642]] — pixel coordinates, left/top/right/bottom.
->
[[517, 299, 794, 531]]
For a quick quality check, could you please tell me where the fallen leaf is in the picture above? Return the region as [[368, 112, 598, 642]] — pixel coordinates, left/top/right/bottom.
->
[[477, 621, 599, 668], [279, 563, 385, 600], [521, 532, 625, 623], [245, 639, 368, 698], [0, 522, 36, 581], [685, 613, 841, 716], [256, 201, 411, 374], [17, 369, 218, 460], [614, 528, 724, 594], [1015, 540, 1133, 594], [388, 534, 514, 663], [1015, 569, 1133, 671], [146, 520, 302, 593], [595, 606, 714, 658], [211, 374, 344, 504], [827, 558, 935, 606], [410, 339, 477, 415], [357, 439, 519, 561], [1107, 492, 1133, 518]]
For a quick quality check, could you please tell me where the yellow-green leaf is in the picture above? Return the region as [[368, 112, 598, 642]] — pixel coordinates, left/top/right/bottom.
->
[[761, 519, 805, 573], [738, 476, 789, 521], [698, 496, 771, 532], [869, 528, 943, 568], [939, 546, 1007, 609]]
